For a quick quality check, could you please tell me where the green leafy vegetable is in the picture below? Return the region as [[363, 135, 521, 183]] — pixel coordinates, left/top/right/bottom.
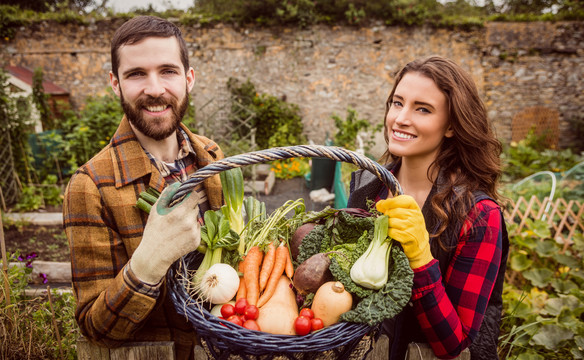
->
[[340, 244, 413, 326], [350, 215, 393, 290], [295, 207, 413, 326], [194, 209, 240, 286], [220, 168, 245, 240]]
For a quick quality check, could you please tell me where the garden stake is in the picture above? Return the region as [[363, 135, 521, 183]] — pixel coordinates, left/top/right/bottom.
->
[[0, 212, 13, 323], [47, 285, 64, 360]]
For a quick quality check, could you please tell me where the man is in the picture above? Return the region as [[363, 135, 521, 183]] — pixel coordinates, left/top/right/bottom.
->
[[63, 16, 223, 359]]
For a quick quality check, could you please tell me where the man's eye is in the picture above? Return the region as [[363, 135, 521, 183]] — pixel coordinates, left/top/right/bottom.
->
[[127, 72, 144, 78], [163, 69, 179, 75]]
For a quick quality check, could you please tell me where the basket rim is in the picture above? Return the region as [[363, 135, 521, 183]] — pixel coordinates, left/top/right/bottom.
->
[[171, 145, 402, 205]]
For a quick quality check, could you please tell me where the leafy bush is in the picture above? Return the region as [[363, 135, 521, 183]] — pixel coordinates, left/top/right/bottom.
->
[[499, 220, 584, 359], [227, 78, 305, 150], [332, 107, 381, 153], [61, 89, 123, 172], [502, 129, 584, 182]]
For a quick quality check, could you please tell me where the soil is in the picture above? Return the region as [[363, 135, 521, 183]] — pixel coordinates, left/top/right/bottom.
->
[[2, 178, 330, 263], [3, 223, 70, 262]]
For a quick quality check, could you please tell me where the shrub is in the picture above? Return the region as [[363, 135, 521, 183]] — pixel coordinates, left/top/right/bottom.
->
[[227, 78, 305, 150], [499, 220, 584, 359]]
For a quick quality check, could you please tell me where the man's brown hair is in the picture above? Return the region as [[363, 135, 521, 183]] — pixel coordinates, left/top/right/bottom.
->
[[110, 15, 189, 79]]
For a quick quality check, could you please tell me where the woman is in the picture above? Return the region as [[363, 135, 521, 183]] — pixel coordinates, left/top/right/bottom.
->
[[348, 56, 509, 359]]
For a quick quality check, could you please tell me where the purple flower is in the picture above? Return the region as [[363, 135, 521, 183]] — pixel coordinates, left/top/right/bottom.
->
[[39, 273, 48, 284]]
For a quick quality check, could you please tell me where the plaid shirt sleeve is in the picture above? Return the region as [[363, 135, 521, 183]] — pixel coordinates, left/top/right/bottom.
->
[[411, 199, 504, 359], [64, 170, 161, 346]]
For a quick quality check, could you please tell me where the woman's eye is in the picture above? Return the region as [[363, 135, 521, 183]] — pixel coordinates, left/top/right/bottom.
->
[[418, 107, 431, 114], [392, 100, 403, 107]]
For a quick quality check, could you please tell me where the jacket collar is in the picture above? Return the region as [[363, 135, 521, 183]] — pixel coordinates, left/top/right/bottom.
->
[[109, 116, 165, 192]]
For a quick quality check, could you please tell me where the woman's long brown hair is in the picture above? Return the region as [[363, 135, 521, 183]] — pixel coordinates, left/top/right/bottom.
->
[[379, 56, 503, 246]]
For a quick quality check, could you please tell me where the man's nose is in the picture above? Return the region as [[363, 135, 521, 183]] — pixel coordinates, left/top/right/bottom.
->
[[143, 75, 166, 97]]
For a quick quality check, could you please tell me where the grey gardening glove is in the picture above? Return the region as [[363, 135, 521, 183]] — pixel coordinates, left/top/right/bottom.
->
[[131, 182, 202, 284]]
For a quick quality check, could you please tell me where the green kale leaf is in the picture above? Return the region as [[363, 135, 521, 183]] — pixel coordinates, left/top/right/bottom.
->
[[340, 244, 413, 326]]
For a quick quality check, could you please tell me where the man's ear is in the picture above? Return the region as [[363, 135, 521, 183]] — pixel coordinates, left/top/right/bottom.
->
[[186, 67, 195, 93], [110, 71, 121, 97]]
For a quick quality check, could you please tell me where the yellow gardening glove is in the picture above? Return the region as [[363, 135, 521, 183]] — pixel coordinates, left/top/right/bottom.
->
[[131, 183, 202, 284], [376, 195, 433, 269]]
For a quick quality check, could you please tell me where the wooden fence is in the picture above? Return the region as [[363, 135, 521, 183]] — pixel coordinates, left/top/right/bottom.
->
[[504, 195, 584, 248]]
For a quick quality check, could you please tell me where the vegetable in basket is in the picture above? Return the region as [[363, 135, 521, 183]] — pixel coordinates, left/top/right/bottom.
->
[[349, 215, 393, 290], [220, 168, 245, 236], [295, 208, 414, 326], [193, 209, 240, 301]]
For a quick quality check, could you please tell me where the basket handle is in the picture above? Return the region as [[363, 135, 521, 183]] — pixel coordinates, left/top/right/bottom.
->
[[171, 145, 403, 205]]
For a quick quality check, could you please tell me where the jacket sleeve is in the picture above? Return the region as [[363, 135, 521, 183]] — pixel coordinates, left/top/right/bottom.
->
[[409, 200, 504, 359], [63, 171, 159, 347]]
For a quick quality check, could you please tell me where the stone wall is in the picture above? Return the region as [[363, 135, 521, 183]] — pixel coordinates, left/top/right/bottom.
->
[[2, 19, 582, 154]]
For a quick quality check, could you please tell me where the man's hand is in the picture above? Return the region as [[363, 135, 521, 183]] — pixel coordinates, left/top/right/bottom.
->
[[131, 183, 202, 284], [376, 195, 434, 269]]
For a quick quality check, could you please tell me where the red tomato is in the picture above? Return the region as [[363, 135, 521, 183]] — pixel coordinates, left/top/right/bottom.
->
[[227, 315, 243, 327], [221, 303, 236, 319], [234, 298, 248, 315], [294, 316, 312, 336], [244, 305, 260, 320], [311, 318, 324, 331], [299, 308, 314, 319], [243, 319, 261, 331]]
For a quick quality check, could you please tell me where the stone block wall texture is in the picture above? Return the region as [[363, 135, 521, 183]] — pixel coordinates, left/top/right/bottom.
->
[[2, 20, 582, 155]]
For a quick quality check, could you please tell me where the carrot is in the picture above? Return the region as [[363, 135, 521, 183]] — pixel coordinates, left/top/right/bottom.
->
[[284, 245, 294, 278], [257, 243, 288, 308], [236, 258, 247, 301], [259, 241, 277, 292], [244, 246, 263, 306]]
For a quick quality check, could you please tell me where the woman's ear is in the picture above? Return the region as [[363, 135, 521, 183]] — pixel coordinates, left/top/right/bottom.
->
[[445, 125, 454, 138]]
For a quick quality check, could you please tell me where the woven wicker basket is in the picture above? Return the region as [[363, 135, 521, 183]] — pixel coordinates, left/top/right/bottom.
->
[[167, 145, 403, 360]]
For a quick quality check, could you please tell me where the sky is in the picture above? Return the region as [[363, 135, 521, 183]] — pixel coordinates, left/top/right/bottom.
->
[[108, 0, 193, 13]]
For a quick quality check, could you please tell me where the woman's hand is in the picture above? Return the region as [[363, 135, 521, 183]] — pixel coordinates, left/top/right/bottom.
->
[[376, 195, 433, 269]]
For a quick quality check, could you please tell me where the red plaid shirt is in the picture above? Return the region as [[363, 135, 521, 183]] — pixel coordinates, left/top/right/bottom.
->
[[400, 199, 503, 358]]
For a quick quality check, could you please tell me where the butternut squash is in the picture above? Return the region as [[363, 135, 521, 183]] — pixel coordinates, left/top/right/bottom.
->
[[311, 281, 353, 327], [256, 275, 298, 335]]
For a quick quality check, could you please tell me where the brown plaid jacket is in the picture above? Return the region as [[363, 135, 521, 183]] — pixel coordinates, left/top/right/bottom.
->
[[63, 117, 224, 359]]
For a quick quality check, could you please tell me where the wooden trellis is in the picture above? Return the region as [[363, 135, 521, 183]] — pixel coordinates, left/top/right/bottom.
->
[[504, 195, 584, 248], [0, 118, 20, 208]]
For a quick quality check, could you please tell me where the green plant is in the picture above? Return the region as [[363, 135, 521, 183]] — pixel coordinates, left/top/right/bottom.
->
[[1, 252, 80, 359], [502, 129, 584, 182], [276, 0, 317, 27], [32, 67, 54, 130], [227, 78, 305, 150], [13, 185, 45, 211], [344, 3, 366, 25], [332, 107, 381, 153], [61, 89, 123, 172], [498, 220, 584, 359]]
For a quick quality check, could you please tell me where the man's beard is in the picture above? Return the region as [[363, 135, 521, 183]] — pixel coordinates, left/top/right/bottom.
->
[[120, 88, 189, 141]]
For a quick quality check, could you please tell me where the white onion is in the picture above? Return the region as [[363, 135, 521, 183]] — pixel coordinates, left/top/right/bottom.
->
[[199, 263, 240, 304]]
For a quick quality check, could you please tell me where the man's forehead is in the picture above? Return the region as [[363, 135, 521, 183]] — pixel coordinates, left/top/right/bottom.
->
[[117, 36, 182, 66]]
